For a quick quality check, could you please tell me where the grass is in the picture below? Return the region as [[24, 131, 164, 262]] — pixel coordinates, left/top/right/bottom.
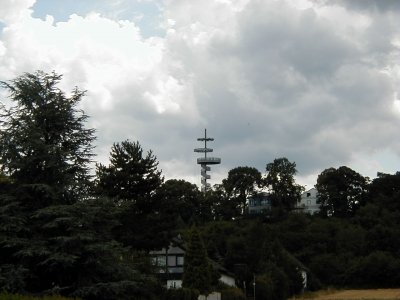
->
[[0, 293, 79, 300], [292, 289, 400, 300]]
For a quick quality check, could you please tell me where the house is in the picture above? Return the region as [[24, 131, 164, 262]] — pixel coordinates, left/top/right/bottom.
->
[[150, 239, 236, 289], [296, 188, 320, 215], [248, 192, 272, 214], [151, 243, 185, 289]]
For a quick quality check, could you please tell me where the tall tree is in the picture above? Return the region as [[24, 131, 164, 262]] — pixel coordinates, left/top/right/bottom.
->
[[222, 166, 262, 215], [95, 140, 168, 250], [96, 140, 163, 206], [368, 172, 400, 211], [155, 179, 202, 225], [0, 71, 95, 205], [182, 227, 212, 295], [316, 166, 368, 218], [0, 72, 156, 299], [265, 158, 303, 211]]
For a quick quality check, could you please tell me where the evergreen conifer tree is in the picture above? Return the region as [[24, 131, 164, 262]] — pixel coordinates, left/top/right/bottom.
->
[[182, 227, 212, 295], [0, 71, 158, 299]]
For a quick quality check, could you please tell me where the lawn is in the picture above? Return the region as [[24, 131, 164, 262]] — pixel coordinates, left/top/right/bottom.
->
[[293, 289, 400, 300]]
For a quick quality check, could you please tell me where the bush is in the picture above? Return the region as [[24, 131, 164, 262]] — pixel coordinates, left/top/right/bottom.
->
[[0, 293, 78, 300], [221, 288, 245, 300], [165, 288, 200, 300]]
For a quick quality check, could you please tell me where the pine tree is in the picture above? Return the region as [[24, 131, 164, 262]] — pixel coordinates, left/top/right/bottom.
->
[[182, 227, 212, 295], [0, 71, 95, 205], [0, 72, 158, 299], [96, 140, 163, 206], [95, 140, 170, 250]]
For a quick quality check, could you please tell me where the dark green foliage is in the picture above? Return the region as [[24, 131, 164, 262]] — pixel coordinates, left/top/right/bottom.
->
[[368, 172, 400, 218], [164, 288, 199, 300], [0, 71, 159, 300], [0, 71, 95, 204], [221, 288, 246, 300], [222, 166, 262, 215], [316, 166, 368, 218], [74, 279, 160, 300], [254, 274, 274, 300], [265, 158, 303, 211], [155, 179, 202, 226], [95, 140, 171, 250], [345, 251, 400, 288], [0, 293, 79, 300], [182, 228, 212, 295], [96, 140, 163, 204], [207, 186, 238, 221]]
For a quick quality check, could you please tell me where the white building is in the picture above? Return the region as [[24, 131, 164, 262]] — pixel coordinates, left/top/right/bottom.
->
[[296, 188, 320, 214]]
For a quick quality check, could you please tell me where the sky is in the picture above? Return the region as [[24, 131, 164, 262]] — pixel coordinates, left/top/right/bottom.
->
[[0, 0, 399, 189]]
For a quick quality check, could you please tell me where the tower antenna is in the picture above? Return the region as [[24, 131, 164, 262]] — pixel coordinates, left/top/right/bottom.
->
[[194, 129, 221, 192]]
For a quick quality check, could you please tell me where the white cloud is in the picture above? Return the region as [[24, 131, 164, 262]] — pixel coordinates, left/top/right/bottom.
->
[[1, 0, 400, 188], [0, 0, 35, 24]]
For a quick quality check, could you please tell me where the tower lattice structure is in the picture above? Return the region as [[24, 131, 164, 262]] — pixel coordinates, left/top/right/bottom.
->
[[194, 129, 221, 192]]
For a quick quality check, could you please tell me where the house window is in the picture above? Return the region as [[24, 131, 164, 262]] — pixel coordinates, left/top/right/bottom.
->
[[156, 255, 166, 266], [307, 193, 311, 197], [168, 255, 177, 266], [177, 256, 184, 266]]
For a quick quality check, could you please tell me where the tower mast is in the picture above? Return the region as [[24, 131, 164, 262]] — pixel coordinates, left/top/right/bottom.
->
[[194, 129, 221, 192]]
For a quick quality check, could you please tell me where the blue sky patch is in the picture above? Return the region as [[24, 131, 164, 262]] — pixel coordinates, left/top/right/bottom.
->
[[32, 0, 165, 38]]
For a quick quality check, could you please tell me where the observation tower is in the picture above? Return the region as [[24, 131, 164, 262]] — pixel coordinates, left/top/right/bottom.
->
[[194, 129, 221, 192]]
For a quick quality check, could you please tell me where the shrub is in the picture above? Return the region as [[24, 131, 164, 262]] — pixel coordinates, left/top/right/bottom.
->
[[165, 288, 200, 300], [0, 293, 79, 300], [221, 288, 245, 300]]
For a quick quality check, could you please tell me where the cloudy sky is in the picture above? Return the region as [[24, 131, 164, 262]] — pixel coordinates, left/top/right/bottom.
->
[[1, 0, 399, 188]]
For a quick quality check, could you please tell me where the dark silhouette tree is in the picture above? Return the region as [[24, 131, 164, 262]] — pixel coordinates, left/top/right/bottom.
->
[[265, 158, 303, 211], [0, 71, 95, 205], [96, 140, 163, 205], [368, 172, 400, 211], [222, 166, 262, 215], [155, 179, 202, 225], [316, 166, 368, 218], [0, 72, 157, 299], [95, 140, 169, 250], [183, 227, 212, 295]]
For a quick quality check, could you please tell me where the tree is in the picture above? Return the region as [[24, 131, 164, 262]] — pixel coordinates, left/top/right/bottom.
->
[[222, 166, 262, 215], [0, 71, 97, 293], [0, 71, 95, 205], [0, 72, 158, 299], [265, 158, 303, 211], [368, 172, 400, 211], [182, 227, 212, 295], [96, 140, 163, 206], [95, 140, 168, 250], [316, 166, 368, 218], [155, 179, 202, 225]]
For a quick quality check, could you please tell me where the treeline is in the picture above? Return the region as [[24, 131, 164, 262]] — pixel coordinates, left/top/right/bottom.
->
[[0, 71, 399, 300]]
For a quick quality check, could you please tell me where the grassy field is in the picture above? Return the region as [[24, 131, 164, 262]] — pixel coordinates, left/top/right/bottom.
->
[[293, 289, 400, 300]]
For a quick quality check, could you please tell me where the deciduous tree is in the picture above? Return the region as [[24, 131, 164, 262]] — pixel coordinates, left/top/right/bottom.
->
[[265, 158, 303, 211], [222, 166, 262, 215], [316, 166, 368, 218]]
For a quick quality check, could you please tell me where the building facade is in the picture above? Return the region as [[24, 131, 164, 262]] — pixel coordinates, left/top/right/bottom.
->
[[248, 192, 272, 214], [151, 242, 236, 289], [296, 188, 320, 214], [151, 244, 185, 288]]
